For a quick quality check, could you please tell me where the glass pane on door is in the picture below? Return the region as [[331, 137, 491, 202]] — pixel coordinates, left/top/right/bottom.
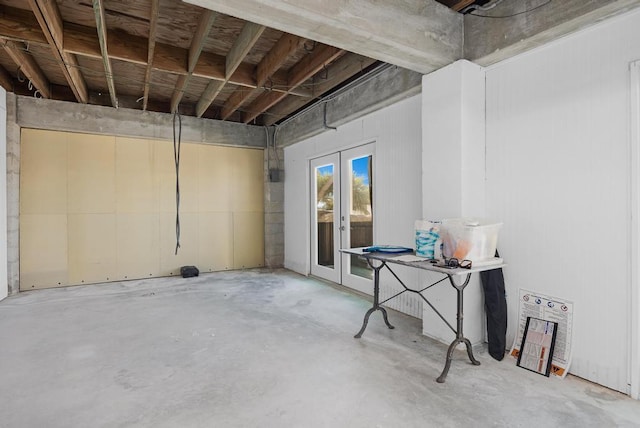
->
[[316, 164, 335, 268], [348, 155, 373, 280]]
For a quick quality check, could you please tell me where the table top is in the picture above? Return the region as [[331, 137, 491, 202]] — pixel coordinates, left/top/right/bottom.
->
[[341, 247, 505, 276]]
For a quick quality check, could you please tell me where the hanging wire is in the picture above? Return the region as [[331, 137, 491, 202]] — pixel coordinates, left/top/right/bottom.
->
[[173, 110, 182, 255]]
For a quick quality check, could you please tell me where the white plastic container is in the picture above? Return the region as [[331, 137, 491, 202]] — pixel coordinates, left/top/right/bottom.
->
[[440, 218, 502, 262]]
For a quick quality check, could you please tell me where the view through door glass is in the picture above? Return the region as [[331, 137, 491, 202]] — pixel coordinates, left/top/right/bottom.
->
[[348, 155, 373, 280], [316, 164, 335, 268]]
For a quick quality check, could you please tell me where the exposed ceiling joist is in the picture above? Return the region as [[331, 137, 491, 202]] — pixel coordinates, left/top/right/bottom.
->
[[0, 64, 12, 91], [226, 22, 265, 80], [243, 45, 345, 123], [184, 0, 462, 74], [189, 10, 217, 73], [264, 54, 377, 126], [28, 0, 88, 103], [195, 80, 224, 117], [195, 21, 265, 117], [444, 0, 476, 12], [0, 8, 310, 98], [171, 9, 217, 112], [92, 0, 118, 108], [142, 0, 159, 111], [1, 38, 50, 98], [0, 5, 47, 44], [221, 33, 303, 120]]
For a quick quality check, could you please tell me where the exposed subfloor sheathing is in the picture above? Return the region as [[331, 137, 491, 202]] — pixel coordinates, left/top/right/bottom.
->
[[1, 269, 639, 427]]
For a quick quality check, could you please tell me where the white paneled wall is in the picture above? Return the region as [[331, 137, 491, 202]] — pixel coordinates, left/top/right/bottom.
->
[[0, 89, 6, 301], [484, 8, 640, 393], [285, 95, 424, 318], [421, 60, 487, 345]]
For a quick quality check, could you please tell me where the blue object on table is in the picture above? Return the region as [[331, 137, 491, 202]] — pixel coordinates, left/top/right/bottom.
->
[[362, 245, 413, 254]]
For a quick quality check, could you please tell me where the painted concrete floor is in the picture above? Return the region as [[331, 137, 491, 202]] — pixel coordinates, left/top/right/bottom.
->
[[1, 269, 639, 428]]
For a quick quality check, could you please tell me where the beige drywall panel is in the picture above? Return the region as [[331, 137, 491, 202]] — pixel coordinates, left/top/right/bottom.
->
[[159, 211, 199, 276], [233, 211, 264, 269], [68, 213, 117, 284], [198, 145, 232, 212], [20, 129, 67, 214], [67, 133, 116, 214], [20, 129, 265, 289], [20, 214, 68, 290], [232, 148, 264, 212], [116, 137, 159, 213], [157, 139, 199, 213], [198, 211, 233, 272], [117, 213, 161, 280]]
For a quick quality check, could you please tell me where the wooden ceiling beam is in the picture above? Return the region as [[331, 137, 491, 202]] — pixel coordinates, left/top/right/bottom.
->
[[450, 1, 476, 12], [0, 5, 308, 114], [0, 64, 13, 91], [142, 0, 159, 111], [243, 45, 344, 123], [221, 33, 303, 120], [92, 0, 118, 108], [171, 74, 189, 112], [256, 34, 303, 88], [0, 5, 47, 45], [28, 0, 88, 103], [288, 46, 344, 88], [1, 39, 51, 98], [189, 10, 217, 73], [194, 80, 225, 118], [195, 21, 265, 118], [263, 54, 377, 126], [171, 10, 217, 113], [65, 29, 308, 97], [226, 22, 265, 80]]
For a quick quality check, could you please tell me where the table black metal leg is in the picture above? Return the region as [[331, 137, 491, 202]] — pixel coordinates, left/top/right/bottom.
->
[[354, 307, 375, 338], [354, 261, 394, 339], [379, 306, 394, 330], [436, 273, 480, 383]]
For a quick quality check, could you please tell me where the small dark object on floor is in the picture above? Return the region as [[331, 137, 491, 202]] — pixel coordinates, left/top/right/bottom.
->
[[180, 266, 199, 278]]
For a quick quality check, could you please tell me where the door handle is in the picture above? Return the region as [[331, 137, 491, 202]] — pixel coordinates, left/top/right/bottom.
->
[[339, 225, 345, 231]]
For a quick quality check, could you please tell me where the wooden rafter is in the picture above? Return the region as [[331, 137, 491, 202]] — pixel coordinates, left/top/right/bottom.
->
[[0, 5, 48, 44], [243, 46, 345, 124], [0, 11, 308, 98], [170, 9, 217, 113], [0, 3, 382, 123], [0, 64, 13, 91], [92, 0, 118, 108], [451, 1, 476, 12], [263, 54, 377, 126], [195, 21, 265, 118], [28, 0, 88, 103], [226, 22, 265, 80], [221, 33, 303, 120], [1, 38, 50, 98], [142, 0, 159, 111]]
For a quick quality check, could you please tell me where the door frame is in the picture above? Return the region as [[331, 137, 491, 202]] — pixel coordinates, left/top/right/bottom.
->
[[308, 141, 377, 294], [309, 153, 341, 283], [629, 59, 640, 399], [339, 143, 376, 294]]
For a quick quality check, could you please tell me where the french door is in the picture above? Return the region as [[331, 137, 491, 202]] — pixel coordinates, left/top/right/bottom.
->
[[310, 144, 375, 294]]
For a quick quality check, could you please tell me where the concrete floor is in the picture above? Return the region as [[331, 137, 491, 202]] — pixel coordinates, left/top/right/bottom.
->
[[1, 269, 639, 428]]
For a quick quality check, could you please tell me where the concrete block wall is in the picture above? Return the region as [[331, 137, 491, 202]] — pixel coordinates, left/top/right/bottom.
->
[[264, 145, 284, 268], [5, 95, 282, 293], [6, 94, 19, 296]]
